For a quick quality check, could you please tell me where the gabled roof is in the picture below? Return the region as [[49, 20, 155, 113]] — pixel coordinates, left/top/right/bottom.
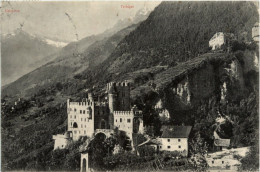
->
[[214, 139, 230, 147], [137, 138, 161, 147], [161, 125, 192, 138]]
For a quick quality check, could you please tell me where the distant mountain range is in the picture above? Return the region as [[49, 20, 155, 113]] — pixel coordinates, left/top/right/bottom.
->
[[1, 30, 65, 86], [2, 7, 152, 96], [1, 7, 152, 88]]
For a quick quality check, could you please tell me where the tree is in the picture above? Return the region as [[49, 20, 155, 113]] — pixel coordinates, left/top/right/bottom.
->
[[240, 144, 259, 171], [189, 132, 208, 171]]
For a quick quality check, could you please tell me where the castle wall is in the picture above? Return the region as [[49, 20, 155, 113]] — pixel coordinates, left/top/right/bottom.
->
[[53, 134, 70, 150], [114, 109, 144, 137], [114, 111, 134, 136], [94, 105, 110, 129]]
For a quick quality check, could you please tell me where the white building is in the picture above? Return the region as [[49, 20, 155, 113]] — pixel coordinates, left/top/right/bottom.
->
[[159, 125, 192, 156], [206, 147, 249, 170], [52, 132, 72, 150], [209, 32, 225, 50], [114, 105, 144, 139], [67, 95, 95, 141]]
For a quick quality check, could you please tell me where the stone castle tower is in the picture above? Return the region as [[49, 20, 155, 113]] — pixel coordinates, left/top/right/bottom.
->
[[67, 93, 95, 140], [107, 82, 131, 112]]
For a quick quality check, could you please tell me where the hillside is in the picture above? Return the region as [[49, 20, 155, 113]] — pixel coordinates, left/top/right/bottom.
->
[[2, 24, 138, 98], [84, 1, 258, 82], [1, 30, 62, 86]]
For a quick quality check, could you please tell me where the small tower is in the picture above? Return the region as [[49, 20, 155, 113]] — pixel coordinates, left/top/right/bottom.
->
[[107, 81, 131, 112]]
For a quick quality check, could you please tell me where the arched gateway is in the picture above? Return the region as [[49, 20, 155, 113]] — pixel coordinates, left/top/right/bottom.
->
[[80, 153, 89, 172], [94, 129, 114, 138]]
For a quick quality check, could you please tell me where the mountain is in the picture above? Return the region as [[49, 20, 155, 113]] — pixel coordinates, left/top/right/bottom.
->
[[2, 24, 139, 98], [57, 7, 152, 62], [2, 7, 152, 97], [85, 1, 258, 83], [1, 30, 63, 86]]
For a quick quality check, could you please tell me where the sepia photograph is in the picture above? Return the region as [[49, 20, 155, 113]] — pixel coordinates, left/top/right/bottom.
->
[[1, 1, 259, 171]]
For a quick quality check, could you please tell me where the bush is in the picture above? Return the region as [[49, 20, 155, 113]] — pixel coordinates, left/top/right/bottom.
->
[[240, 144, 259, 171]]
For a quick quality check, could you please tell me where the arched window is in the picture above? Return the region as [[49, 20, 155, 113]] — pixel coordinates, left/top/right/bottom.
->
[[73, 122, 78, 128]]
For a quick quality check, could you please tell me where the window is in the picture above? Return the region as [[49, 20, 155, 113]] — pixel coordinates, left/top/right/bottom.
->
[[127, 119, 131, 123], [222, 161, 224, 164], [179, 146, 181, 148], [116, 119, 117, 122], [178, 139, 181, 142], [74, 115, 76, 119], [85, 118, 86, 122], [74, 131, 77, 134], [74, 108, 76, 112], [212, 161, 214, 164], [159, 146, 162, 149], [73, 122, 78, 128], [167, 139, 170, 142], [80, 110, 82, 114], [167, 146, 171, 149], [120, 118, 122, 122], [83, 110, 85, 114]]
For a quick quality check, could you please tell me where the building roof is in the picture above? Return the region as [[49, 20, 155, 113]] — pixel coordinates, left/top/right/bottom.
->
[[214, 139, 230, 147], [161, 125, 192, 138], [137, 138, 161, 147]]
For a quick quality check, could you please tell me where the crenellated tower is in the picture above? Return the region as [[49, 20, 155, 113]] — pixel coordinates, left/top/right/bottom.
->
[[107, 81, 131, 112], [67, 93, 95, 141]]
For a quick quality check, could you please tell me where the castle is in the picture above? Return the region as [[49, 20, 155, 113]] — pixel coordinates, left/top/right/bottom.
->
[[53, 82, 144, 149]]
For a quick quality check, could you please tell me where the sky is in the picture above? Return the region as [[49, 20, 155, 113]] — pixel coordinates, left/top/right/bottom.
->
[[1, 1, 161, 42]]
